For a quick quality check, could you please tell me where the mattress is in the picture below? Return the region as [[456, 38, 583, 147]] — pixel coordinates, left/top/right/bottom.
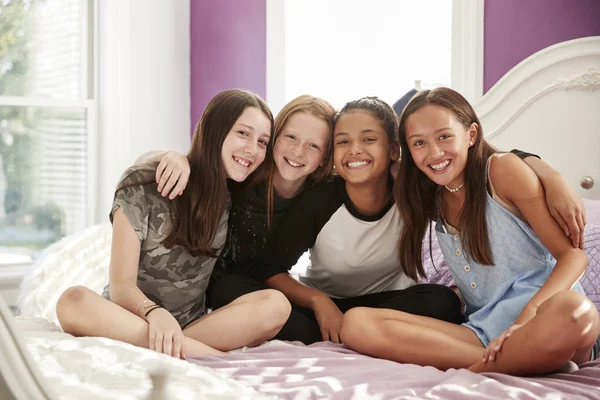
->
[[17, 317, 269, 400], [18, 316, 600, 400], [13, 198, 600, 400]]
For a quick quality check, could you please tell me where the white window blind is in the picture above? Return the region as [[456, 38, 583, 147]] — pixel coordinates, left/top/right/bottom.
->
[[0, 0, 95, 265]]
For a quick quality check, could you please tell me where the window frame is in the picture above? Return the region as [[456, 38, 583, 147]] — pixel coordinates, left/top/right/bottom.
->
[[0, 0, 98, 269], [266, 0, 485, 111]]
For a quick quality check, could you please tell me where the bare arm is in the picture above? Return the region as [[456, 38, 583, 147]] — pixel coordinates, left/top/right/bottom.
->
[[134, 150, 168, 166], [134, 150, 190, 199], [491, 154, 587, 320], [109, 208, 188, 358], [108, 208, 151, 317], [521, 155, 585, 249], [265, 273, 327, 309], [266, 273, 344, 343]]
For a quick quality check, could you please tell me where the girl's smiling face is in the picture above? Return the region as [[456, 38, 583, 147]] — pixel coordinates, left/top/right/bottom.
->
[[405, 104, 477, 189], [273, 112, 330, 185], [221, 106, 272, 182], [333, 110, 398, 186]]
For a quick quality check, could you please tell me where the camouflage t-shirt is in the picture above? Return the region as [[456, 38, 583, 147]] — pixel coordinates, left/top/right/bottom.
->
[[102, 165, 229, 328]]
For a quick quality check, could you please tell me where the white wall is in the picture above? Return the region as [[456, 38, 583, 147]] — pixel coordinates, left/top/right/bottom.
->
[[267, 0, 452, 114], [97, 0, 191, 222]]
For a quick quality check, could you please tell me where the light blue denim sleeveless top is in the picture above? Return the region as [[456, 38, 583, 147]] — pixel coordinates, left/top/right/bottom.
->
[[434, 159, 586, 346]]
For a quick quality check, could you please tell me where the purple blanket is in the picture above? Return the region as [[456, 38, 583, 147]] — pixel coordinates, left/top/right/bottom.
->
[[192, 341, 600, 399]]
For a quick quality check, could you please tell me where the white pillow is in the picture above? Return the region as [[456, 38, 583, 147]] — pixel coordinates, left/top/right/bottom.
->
[[18, 223, 112, 325]]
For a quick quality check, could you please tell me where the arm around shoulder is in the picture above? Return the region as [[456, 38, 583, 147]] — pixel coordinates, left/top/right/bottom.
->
[[134, 150, 168, 166], [490, 154, 579, 258], [489, 154, 587, 308], [511, 150, 585, 248]]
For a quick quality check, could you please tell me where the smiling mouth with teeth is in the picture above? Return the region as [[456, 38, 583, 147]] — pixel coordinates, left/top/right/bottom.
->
[[429, 159, 450, 171], [284, 156, 305, 168], [346, 160, 371, 169], [233, 155, 252, 168]]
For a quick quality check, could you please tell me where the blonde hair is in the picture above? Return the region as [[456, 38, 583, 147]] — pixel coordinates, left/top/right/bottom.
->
[[261, 95, 336, 227]]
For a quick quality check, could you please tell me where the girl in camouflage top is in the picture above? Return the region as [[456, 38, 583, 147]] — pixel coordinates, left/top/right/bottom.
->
[[56, 90, 291, 359]]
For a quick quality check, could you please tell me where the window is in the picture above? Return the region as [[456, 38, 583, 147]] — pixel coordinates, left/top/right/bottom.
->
[[267, 0, 452, 113], [0, 0, 95, 265]]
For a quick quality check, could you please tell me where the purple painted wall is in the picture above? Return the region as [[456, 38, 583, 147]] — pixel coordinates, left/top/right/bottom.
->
[[190, 0, 266, 130], [484, 0, 600, 92]]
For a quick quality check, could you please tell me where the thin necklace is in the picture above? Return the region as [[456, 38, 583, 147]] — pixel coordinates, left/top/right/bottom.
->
[[444, 183, 464, 193]]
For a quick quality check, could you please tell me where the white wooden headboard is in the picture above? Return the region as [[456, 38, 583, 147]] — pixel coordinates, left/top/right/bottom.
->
[[474, 37, 600, 200]]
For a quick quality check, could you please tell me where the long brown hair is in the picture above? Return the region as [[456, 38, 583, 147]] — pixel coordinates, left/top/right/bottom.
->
[[395, 87, 497, 281], [252, 95, 335, 227], [163, 89, 274, 256]]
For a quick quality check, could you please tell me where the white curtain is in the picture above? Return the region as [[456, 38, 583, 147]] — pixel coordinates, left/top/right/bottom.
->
[[97, 0, 191, 222]]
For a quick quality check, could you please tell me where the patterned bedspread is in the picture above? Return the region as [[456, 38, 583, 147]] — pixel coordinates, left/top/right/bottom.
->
[[192, 340, 600, 400], [19, 315, 600, 400]]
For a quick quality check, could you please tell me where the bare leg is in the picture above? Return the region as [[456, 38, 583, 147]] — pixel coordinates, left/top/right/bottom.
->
[[183, 289, 291, 351], [341, 307, 484, 370], [56, 286, 222, 357], [468, 291, 600, 376], [342, 291, 600, 376]]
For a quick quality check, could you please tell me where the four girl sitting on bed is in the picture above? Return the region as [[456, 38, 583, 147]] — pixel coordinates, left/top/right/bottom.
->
[[56, 87, 598, 376]]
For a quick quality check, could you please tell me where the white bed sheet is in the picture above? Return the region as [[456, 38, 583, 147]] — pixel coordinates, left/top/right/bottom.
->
[[17, 317, 269, 400]]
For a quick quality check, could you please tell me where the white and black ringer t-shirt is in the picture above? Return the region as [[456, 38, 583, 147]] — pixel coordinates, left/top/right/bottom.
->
[[250, 176, 415, 298]]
